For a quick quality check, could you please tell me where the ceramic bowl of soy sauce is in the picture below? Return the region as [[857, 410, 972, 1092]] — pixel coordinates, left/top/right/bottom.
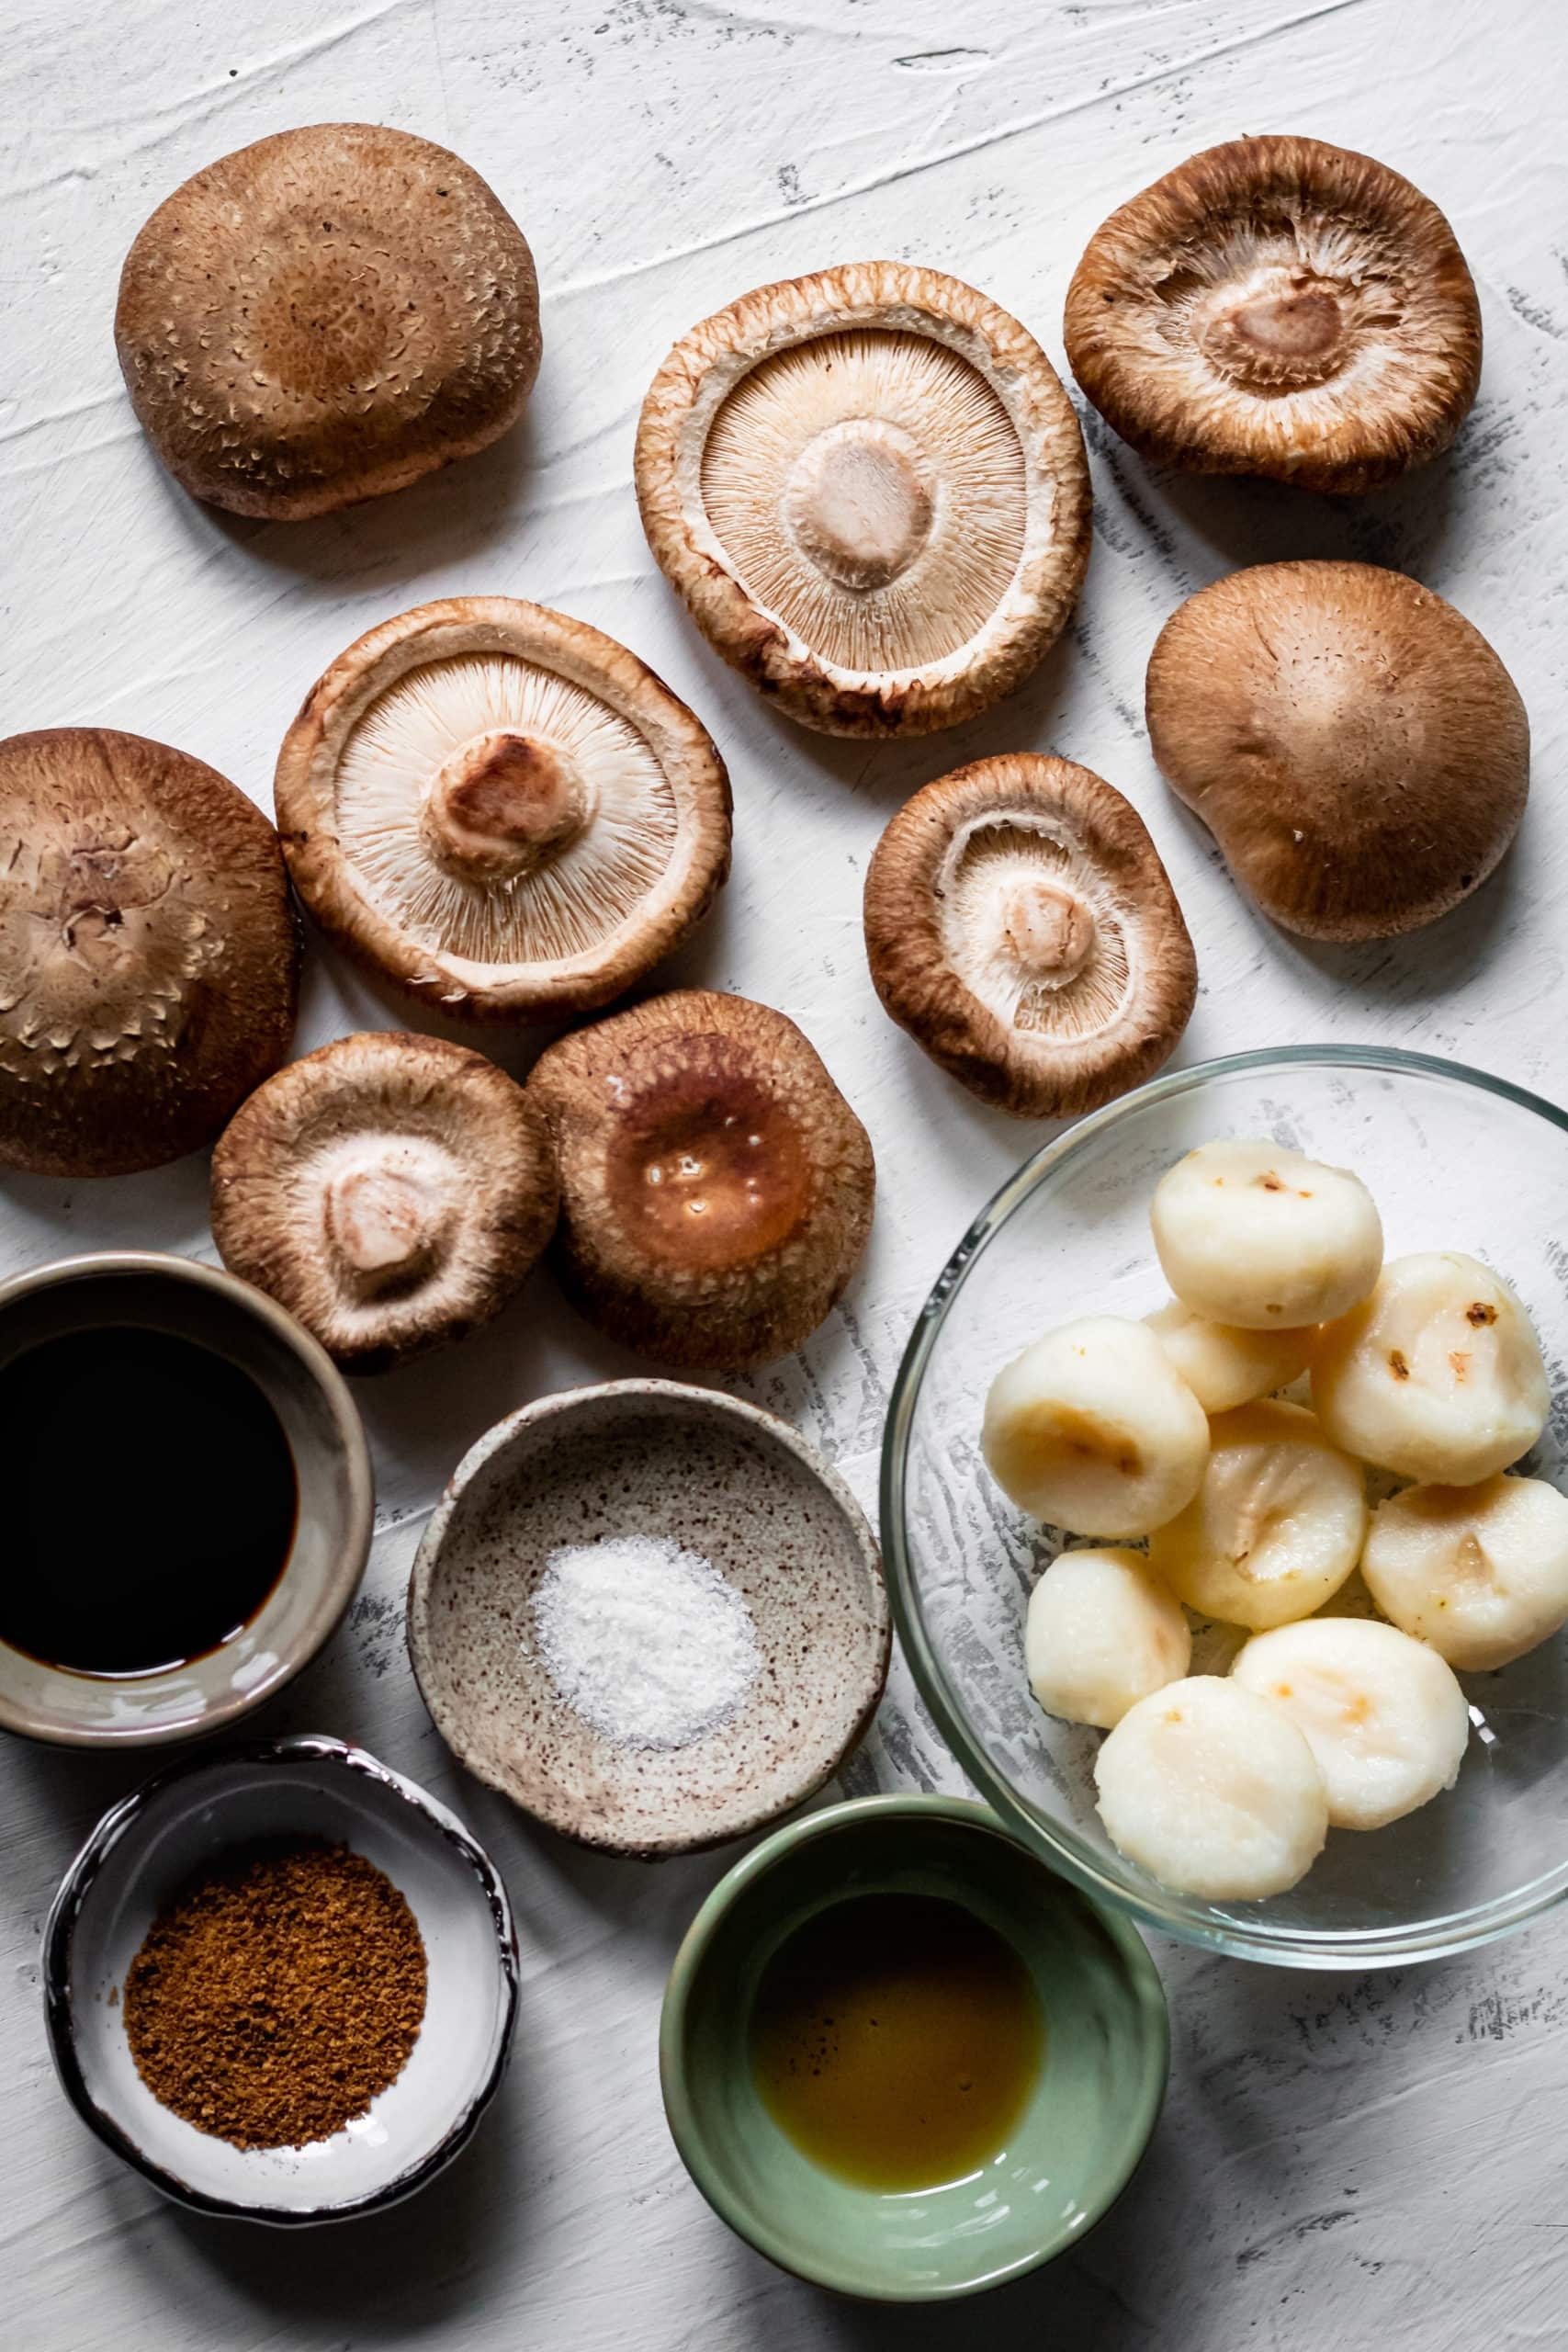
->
[[0, 1251, 373, 1747], [660, 1792, 1168, 2302]]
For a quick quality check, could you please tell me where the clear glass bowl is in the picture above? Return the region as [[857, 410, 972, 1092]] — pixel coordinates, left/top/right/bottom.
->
[[882, 1047, 1568, 1968]]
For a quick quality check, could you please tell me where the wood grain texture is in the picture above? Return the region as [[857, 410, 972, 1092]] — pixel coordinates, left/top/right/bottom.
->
[[2, 1, 1565, 2345]]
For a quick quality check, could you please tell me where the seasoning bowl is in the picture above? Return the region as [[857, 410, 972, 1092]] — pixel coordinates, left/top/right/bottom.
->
[[0, 1252, 373, 1748], [43, 1735, 518, 2223], [408, 1380, 890, 1858], [660, 1794, 1168, 2301]]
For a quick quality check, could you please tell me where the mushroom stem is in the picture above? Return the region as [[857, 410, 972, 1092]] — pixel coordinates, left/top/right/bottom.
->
[[421, 730, 591, 886], [322, 1158, 457, 1297], [1002, 880, 1098, 985], [783, 418, 936, 592], [1198, 273, 1348, 390]]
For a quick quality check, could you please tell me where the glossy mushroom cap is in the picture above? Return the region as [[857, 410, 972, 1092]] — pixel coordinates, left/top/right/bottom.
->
[[0, 729, 299, 1177], [210, 1031, 558, 1374], [1145, 562, 1529, 942], [1065, 136, 1481, 493], [276, 598, 732, 1019], [636, 260, 1091, 737], [115, 124, 540, 520], [525, 991, 874, 1370], [863, 754, 1197, 1119]]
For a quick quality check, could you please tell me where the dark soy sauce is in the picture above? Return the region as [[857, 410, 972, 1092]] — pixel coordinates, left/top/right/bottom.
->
[[0, 1326, 297, 1677]]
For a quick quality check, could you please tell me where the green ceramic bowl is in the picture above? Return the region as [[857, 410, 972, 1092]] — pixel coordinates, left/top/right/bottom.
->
[[660, 1794, 1168, 2301]]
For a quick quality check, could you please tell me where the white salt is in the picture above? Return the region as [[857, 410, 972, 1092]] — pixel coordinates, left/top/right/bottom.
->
[[530, 1534, 761, 1751]]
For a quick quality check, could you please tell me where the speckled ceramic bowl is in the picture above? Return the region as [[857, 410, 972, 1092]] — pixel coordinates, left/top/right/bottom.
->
[[44, 1736, 518, 2223], [407, 1381, 890, 1857], [0, 1253, 374, 1747], [661, 1795, 1169, 2301]]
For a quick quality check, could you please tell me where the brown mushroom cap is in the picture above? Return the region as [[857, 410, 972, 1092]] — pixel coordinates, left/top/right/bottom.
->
[[276, 597, 732, 1019], [864, 754, 1197, 1120], [210, 1031, 558, 1374], [115, 124, 540, 521], [525, 990, 874, 1370], [0, 729, 299, 1177], [1065, 136, 1481, 493], [1145, 561, 1529, 942], [635, 260, 1091, 737]]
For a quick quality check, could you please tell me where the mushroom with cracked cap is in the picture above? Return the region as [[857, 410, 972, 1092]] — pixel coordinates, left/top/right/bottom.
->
[[863, 753, 1197, 1118], [0, 729, 299, 1178], [275, 599, 732, 1020], [1065, 135, 1481, 492], [210, 1031, 558, 1375], [1145, 561, 1529, 942], [635, 261, 1091, 736], [115, 124, 540, 520], [525, 989, 874, 1372]]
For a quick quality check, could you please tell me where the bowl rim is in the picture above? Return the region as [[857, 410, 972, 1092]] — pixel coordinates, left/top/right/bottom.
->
[[406, 1377, 891, 1859], [882, 1043, 1568, 1970], [0, 1250, 375, 1748], [41, 1732, 520, 2225], [659, 1791, 1170, 2303]]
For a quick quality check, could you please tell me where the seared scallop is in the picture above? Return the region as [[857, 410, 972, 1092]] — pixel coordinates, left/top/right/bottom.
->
[[1065, 135, 1481, 492]]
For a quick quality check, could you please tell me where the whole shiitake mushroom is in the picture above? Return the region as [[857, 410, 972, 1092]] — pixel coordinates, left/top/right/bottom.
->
[[863, 753, 1197, 1118], [275, 598, 732, 1020], [526, 990, 874, 1371], [116, 125, 541, 520], [1145, 561, 1529, 941], [637, 261, 1090, 737], [1066, 135, 1481, 494], [0, 729, 299, 1177], [211, 1031, 558, 1374]]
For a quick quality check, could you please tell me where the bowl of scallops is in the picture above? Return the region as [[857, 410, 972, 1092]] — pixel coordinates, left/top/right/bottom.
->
[[883, 1046, 1568, 1967]]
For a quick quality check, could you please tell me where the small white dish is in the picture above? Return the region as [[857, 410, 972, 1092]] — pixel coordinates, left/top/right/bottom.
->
[[44, 1736, 517, 2223]]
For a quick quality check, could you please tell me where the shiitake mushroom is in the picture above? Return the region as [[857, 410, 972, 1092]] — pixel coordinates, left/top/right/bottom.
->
[[210, 1032, 558, 1374], [275, 598, 732, 1020], [636, 260, 1090, 737], [525, 990, 874, 1371], [1065, 135, 1481, 493], [116, 124, 541, 520], [863, 754, 1197, 1118], [1145, 562, 1529, 941], [0, 729, 299, 1177]]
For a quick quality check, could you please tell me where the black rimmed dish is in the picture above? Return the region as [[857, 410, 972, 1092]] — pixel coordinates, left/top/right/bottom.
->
[[43, 1735, 518, 2223], [0, 1252, 373, 1747]]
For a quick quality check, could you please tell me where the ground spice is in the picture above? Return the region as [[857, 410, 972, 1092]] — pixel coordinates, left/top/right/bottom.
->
[[122, 1838, 427, 2151]]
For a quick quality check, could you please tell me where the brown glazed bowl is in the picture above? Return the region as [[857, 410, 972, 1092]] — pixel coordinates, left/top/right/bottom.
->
[[407, 1380, 889, 1857], [0, 1253, 374, 1747]]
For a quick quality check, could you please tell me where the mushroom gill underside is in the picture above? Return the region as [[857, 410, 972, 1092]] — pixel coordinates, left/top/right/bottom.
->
[[333, 652, 680, 968], [699, 330, 1028, 673], [938, 820, 1134, 1046]]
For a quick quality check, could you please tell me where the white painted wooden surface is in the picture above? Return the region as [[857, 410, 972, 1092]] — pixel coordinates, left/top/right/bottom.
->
[[2, 1, 1565, 2343]]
